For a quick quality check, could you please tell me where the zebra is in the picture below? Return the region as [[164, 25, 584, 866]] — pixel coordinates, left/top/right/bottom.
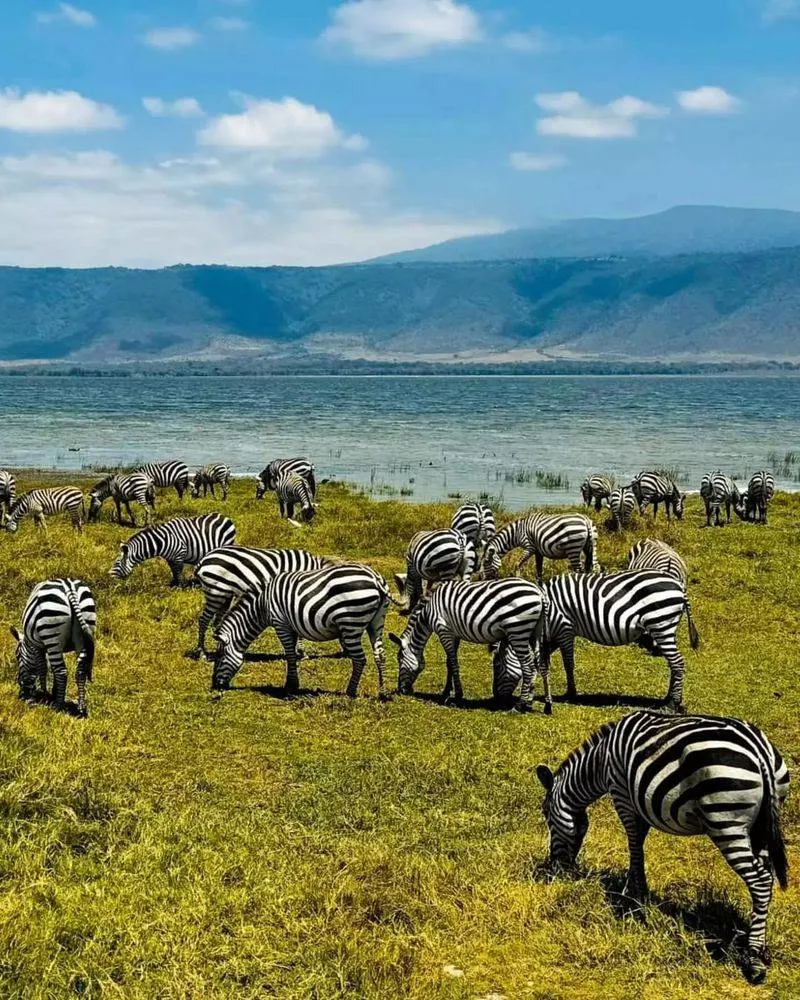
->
[[450, 502, 496, 554], [191, 464, 231, 501], [110, 513, 236, 587], [192, 546, 333, 657], [88, 473, 156, 526], [735, 471, 775, 524], [608, 486, 637, 530], [389, 577, 551, 713], [212, 563, 396, 698], [629, 472, 685, 521], [0, 469, 16, 520], [10, 579, 96, 717], [276, 470, 316, 525], [136, 461, 191, 500], [256, 458, 316, 500], [4, 487, 85, 533], [482, 512, 596, 584], [627, 538, 688, 588], [536, 710, 790, 984], [580, 475, 614, 511], [700, 472, 740, 526], [396, 528, 475, 613]]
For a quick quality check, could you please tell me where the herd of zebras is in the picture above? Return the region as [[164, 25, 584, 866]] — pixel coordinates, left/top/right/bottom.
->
[[0, 458, 790, 983]]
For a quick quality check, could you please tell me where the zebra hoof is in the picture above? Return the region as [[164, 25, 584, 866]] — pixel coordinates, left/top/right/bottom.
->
[[543, 702, 553, 716], [744, 955, 768, 985], [186, 648, 203, 661], [345, 687, 359, 699], [513, 700, 534, 714]]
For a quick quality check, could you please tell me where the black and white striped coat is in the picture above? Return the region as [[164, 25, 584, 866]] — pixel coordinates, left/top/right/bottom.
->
[[390, 577, 550, 712], [537, 710, 790, 984], [191, 464, 231, 501], [0, 470, 16, 518], [482, 512, 597, 583], [276, 470, 316, 524], [4, 487, 85, 533], [580, 475, 614, 511], [256, 458, 316, 500], [629, 472, 685, 520], [213, 563, 394, 697], [608, 486, 638, 530], [450, 502, 496, 552], [88, 473, 156, 526], [627, 538, 688, 588], [110, 513, 236, 587], [11, 578, 96, 716], [136, 461, 191, 499], [736, 471, 775, 524], [192, 546, 332, 656], [396, 528, 475, 613], [700, 472, 740, 526]]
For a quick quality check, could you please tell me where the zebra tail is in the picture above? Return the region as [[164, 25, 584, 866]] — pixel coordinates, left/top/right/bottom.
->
[[585, 523, 598, 572], [533, 596, 549, 663], [65, 582, 95, 682], [684, 596, 700, 650], [754, 763, 789, 890]]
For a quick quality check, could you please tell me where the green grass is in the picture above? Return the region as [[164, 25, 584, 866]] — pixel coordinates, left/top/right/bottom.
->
[[0, 475, 799, 999]]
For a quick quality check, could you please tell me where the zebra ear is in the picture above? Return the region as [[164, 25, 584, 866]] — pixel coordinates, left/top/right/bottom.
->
[[536, 764, 554, 791], [388, 632, 403, 647], [9, 625, 20, 642]]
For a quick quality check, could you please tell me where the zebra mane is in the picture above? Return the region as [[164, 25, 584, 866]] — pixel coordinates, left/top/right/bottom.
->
[[557, 717, 619, 776]]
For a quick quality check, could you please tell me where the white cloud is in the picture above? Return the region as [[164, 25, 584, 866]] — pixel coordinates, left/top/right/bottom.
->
[[502, 28, 549, 53], [36, 3, 96, 26], [509, 151, 566, 171], [0, 89, 121, 133], [763, 0, 800, 22], [199, 96, 367, 157], [675, 86, 742, 115], [209, 16, 249, 30], [535, 90, 667, 139], [142, 26, 201, 51], [143, 97, 204, 118], [322, 0, 481, 60]]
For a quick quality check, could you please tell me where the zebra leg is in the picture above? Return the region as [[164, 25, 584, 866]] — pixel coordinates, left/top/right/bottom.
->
[[535, 553, 544, 584], [612, 796, 650, 905], [341, 631, 368, 698], [709, 828, 775, 983], [222, 481, 229, 501], [47, 650, 68, 710], [193, 594, 224, 658], [124, 500, 136, 527], [560, 632, 577, 700], [275, 626, 301, 695], [168, 561, 184, 588], [37, 657, 49, 700], [658, 640, 685, 712], [725, 499, 732, 524], [509, 637, 549, 714], [366, 613, 388, 700], [439, 635, 463, 703]]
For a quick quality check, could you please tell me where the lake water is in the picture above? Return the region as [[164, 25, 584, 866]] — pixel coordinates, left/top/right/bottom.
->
[[0, 375, 798, 509]]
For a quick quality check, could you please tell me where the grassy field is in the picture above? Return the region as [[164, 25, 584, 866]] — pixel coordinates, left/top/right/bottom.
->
[[0, 474, 798, 999]]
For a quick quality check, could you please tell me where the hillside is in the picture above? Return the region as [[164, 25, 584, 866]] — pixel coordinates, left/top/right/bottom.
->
[[371, 205, 800, 264], [2, 245, 800, 364]]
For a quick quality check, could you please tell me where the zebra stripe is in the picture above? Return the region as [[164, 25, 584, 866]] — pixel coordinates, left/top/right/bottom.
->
[[608, 486, 638, 529], [0, 470, 16, 518], [396, 528, 475, 613], [450, 502, 496, 550], [580, 475, 614, 511], [88, 473, 156, 526], [629, 472, 685, 520], [256, 458, 316, 500], [627, 538, 688, 588], [192, 546, 332, 656], [700, 472, 740, 526], [537, 710, 790, 983], [276, 470, 316, 524], [191, 464, 231, 501], [5, 487, 85, 533], [110, 512, 236, 587], [736, 471, 775, 524], [213, 563, 393, 697], [11, 578, 96, 716], [482, 512, 596, 583], [389, 577, 550, 712], [136, 461, 191, 499]]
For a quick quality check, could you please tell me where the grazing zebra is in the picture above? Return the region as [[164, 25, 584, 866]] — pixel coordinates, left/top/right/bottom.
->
[[0, 470, 16, 519], [482, 512, 596, 584], [629, 472, 685, 521], [627, 538, 688, 588], [450, 502, 496, 553], [608, 486, 637, 530], [580, 475, 614, 511], [4, 487, 85, 533], [700, 472, 740, 527], [212, 563, 395, 698], [110, 513, 236, 587], [396, 528, 475, 613], [736, 471, 775, 524], [537, 710, 790, 984], [11, 579, 96, 717], [276, 470, 316, 525], [191, 464, 231, 501], [389, 577, 551, 713], [88, 473, 156, 526], [136, 461, 191, 500], [192, 546, 332, 657], [256, 458, 316, 500]]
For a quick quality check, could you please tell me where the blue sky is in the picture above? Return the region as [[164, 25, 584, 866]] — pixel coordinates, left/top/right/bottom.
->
[[1, 0, 800, 266]]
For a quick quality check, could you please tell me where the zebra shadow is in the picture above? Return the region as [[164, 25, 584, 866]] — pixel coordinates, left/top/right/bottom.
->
[[407, 691, 545, 713], [554, 691, 665, 709]]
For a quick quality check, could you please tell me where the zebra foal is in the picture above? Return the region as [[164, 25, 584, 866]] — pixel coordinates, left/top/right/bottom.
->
[[191, 464, 231, 501], [396, 528, 475, 613], [537, 710, 790, 983], [482, 512, 596, 584], [11, 579, 96, 716], [4, 487, 85, 533], [700, 472, 740, 526], [88, 473, 156, 526]]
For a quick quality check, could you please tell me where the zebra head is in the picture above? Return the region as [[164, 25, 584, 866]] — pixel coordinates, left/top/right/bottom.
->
[[579, 479, 591, 505], [110, 543, 134, 579], [482, 539, 502, 579], [9, 625, 39, 701], [190, 470, 204, 499], [732, 492, 750, 521], [536, 765, 589, 873], [210, 642, 244, 691], [255, 476, 268, 500], [87, 491, 105, 522], [673, 491, 686, 520], [388, 629, 424, 694], [4, 516, 18, 533]]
